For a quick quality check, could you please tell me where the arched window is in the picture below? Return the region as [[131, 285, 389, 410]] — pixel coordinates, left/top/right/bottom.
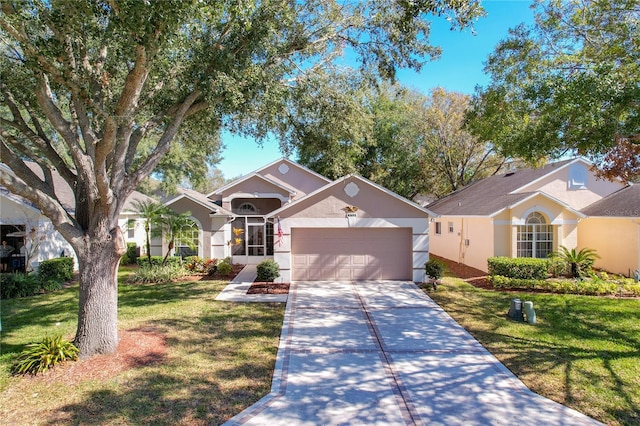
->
[[175, 218, 200, 258], [517, 212, 553, 258], [236, 202, 257, 214]]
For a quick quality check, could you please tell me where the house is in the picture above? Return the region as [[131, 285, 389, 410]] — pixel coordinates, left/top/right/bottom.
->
[[426, 158, 636, 275], [0, 163, 154, 272], [165, 158, 433, 282], [579, 184, 640, 276]]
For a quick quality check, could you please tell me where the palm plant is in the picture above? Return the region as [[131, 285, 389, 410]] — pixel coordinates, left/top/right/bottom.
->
[[553, 246, 600, 278], [131, 200, 166, 266], [161, 210, 197, 266]]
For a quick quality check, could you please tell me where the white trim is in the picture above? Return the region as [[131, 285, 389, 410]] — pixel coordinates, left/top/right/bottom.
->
[[509, 157, 590, 194], [209, 169, 300, 197], [489, 191, 586, 219], [268, 174, 437, 218], [164, 193, 233, 216], [222, 192, 290, 203]]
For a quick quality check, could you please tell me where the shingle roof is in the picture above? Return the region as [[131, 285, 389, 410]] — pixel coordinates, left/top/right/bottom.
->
[[427, 159, 575, 216], [164, 187, 234, 216], [581, 184, 640, 217]]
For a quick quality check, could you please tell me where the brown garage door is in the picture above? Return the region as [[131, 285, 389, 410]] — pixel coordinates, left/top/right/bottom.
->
[[291, 228, 412, 281]]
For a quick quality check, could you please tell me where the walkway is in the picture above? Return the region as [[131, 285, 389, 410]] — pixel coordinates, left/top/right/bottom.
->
[[215, 264, 288, 303], [224, 281, 601, 425]]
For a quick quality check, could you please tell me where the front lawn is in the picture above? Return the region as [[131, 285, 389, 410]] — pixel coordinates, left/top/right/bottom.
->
[[0, 267, 285, 425], [426, 276, 640, 426]]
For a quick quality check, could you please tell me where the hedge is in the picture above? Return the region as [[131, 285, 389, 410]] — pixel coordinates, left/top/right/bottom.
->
[[39, 257, 74, 282], [490, 275, 620, 296], [487, 257, 549, 280], [136, 256, 182, 268]]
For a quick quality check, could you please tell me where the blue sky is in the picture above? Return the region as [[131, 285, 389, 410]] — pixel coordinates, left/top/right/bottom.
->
[[217, 0, 536, 179]]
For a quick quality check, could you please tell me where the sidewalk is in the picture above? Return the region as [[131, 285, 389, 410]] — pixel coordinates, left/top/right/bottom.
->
[[224, 281, 602, 425], [215, 264, 288, 303]]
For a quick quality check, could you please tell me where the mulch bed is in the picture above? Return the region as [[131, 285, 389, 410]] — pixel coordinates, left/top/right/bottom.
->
[[247, 282, 290, 294], [429, 254, 493, 289]]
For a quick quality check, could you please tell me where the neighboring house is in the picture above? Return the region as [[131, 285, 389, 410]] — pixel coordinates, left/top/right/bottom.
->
[[0, 163, 154, 271], [579, 184, 640, 276], [165, 158, 434, 282], [426, 158, 634, 275]]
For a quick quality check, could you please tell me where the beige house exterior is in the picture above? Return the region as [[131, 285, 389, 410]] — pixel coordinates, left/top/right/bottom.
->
[[427, 158, 636, 275], [165, 158, 433, 282]]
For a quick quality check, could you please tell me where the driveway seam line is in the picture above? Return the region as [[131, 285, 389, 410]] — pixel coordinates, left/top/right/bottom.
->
[[351, 281, 422, 426]]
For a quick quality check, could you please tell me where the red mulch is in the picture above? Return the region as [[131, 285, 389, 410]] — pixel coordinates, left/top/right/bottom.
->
[[429, 254, 493, 289], [247, 282, 290, 294], [21, 327, 167, 386]]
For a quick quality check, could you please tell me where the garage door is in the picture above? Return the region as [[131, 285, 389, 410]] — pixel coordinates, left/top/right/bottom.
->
[[291, 228, 412, 281]]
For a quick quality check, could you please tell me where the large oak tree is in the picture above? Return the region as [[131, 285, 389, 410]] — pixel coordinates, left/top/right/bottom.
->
[[467, 0, 639, 180], [0, 0, 482, 357]]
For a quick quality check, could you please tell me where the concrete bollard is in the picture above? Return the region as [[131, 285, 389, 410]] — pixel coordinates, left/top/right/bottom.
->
[[523, 301, 536, 325]]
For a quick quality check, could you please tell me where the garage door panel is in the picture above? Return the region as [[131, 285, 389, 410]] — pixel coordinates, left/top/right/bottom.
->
[[291, 228, 411, 281]]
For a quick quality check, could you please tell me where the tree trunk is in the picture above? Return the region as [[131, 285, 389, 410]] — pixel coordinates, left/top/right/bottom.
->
[[74, 228, 125, 358]]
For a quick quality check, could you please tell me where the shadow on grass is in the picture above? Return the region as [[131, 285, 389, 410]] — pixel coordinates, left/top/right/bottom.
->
[[46, 302, 284, 425], [429, 281, 640, 425]]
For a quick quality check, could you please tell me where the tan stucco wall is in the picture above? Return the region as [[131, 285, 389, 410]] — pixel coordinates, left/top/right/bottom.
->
[[579, 217, 640, 276], [260, 160, 329, 198], [219, 176, 291, 200], [519, 164, 623, 210], [430, 216, 494, 272], [279, 178, 426, 220]]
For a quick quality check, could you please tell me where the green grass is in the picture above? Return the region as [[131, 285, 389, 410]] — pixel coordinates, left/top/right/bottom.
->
[[424, 275, 640, 426], [0, 267, 285, 425]]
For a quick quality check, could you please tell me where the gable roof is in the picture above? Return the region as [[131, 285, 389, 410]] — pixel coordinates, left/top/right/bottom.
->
[[164, 188, 234, 216], [251, 157, 331, 184], [427, 159, 577, 216], [268, 173, 436, 218], [209, 172, 297, 197], [581, 184, 640, 217]]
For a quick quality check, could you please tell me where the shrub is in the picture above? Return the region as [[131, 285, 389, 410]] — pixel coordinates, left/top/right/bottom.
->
[[0, 273, 41, 299], [128, 264, 186, 284], [136, 255, 181, 268], [489, 275, 619, 295], [39, 257, 74, 282], [547, 257, 567, 277], [424, 259, 446, 280], [487, 257, 549, 280], [216, 258, 233, 276], [184, 257, 218, 274], [120, 243, 139, 265], [11, 335, 79, 375], [551, 246, 600, 278], [257, 259, 280, 282]]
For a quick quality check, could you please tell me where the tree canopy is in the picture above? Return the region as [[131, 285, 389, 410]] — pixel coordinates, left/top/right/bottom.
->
[[467, 0, 639, 181], [294, 84, 504, 199], [0, 0, 483, 357]]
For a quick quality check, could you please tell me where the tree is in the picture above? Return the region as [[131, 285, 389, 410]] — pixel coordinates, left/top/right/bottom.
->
[[467, 0, 639, 175], [131, 200, 165, 266], [553, 246, 600, 279], [161, 210, 197, 266], [0, 1, 482, 357], [294, 84, 504, 199]]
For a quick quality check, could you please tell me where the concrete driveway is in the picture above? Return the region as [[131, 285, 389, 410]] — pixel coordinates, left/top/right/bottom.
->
[[224, 281, 601, 425]]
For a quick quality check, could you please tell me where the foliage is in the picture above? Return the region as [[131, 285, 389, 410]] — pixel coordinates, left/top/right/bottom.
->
[[160, 210, 198, 265], [120, 243, 139, 266], [136, 256, 181, 269], [11, 335, 79, 375], [216, 259, 233, 277], [38, 257, 74, 282], [487, 257, 549, 280], [0, 273, 41, 299], [184, 257, 218, 275], [128, 264, 186, 284], [256, 259, 280, 282], [547, 256, 567, 278], [295, 84, 505, 199], [0, 0, 483, 357], [489, 275, 620, 296], [551, 246, 600, 278], [467, 0, 639, 177], [132, 201, 166, 266], [424, 258, 446, 280]]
